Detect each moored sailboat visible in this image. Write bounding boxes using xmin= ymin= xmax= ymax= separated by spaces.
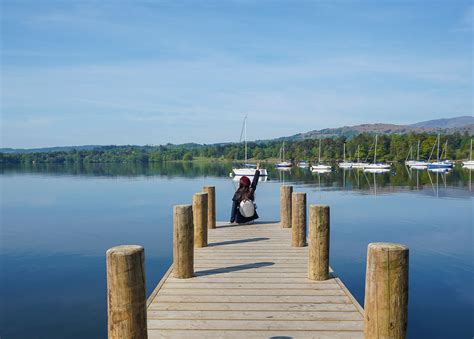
xmin=276 ymin=142 xmax=292 ymax=169
xmin=338 ymin=143 xmax=353 ymax=168
xmin=364 ymin=135 xmax=391 ymax=171
xmin=463 ymin=139 xmax=474 ymax=168
xmin=232 ymin=116 xmax=268 ymax=177
xmin=311 ymin=139 xmax=332 ymax=172
xmin=428 ymin=134 xmax=453 ymax=170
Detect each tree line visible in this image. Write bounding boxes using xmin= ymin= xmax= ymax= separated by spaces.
xmin=1 ymin=132 xmax=472 ymax=165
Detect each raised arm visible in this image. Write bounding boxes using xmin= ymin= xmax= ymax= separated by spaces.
xmin=250 ymin=162 xmax=261 ymax=191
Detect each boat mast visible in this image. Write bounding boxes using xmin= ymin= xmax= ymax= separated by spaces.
xmin=437 ymin=134 xmax=440 ymax=161
xmin=343 ymin=143 xmax=346 ymax=162
xmin=444 ymin=140 xmax=448 ymax=160
xmin=405 ymin=144 xmax=412 ymax=162
xmin=283 ymin=141 xmax=285 ymax=162
xmin=374 ymin=135 xmax=378 ymax=163
xmin=469 ymin=138 xmax=473 ymax=161
xmin=357 ymin=145 xmax=360 ymax=163
xmin=318 ymin=139 xmax=322 ymax=163
xmin=417 ymin=140 xmax=420 ymax=161
xmin=244 ymin=117 xmax=247 ymax=163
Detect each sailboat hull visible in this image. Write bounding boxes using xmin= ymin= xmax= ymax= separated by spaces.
xmin=232 ymin=168 xmax=268 ymax=176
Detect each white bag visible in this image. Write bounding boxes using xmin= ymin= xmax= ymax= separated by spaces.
xmin=239 ymin=199 xmax=256 ymax=217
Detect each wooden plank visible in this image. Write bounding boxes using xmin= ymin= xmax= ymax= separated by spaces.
xmin=162 ymin=282 xmax=340 ymax=289
xmin=158 ymin=289 xmax=346 ymax=296
xmin=148 ymin=310 xmax=363 ymax=321
xmin=166 ymin=277 xmax=330 ymax=283
xmin=148 ymin=302 xmax=358 ymax=312
xmin=148 ymin=330 xmax=363 ymax=338
xmin=153 ymin=295 xmax=351 ymax=303
xmin=147 ymin=319 xmax=364 ymax=331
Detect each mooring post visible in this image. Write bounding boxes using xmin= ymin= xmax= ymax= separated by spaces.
xmin=364 ymin=242 xmax=409 ymax=339
xmin=106 ymin=245 xmax=147 ymax=339
xmin=308 ymin=205 xmax=330 ymax=280
xmin=193 ymin=192 xmax=208 ymax=248
xmin=280 ymin=185 xmax=293 ymax=228
xmin=173 ymin=204 xmax=194 ymax=278
xmin=203 ymin=186 xmax=216 ymax=229
xmin=291 ymin=192 xmax=307 ymax=247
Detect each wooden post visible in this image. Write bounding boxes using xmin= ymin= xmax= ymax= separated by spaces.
xmin=364 ymin=242 xmax=409 ymax=339
xmin=280 ymin=185 xmax=293 ymax=228
xmin=291 ymin=192 xmax=307 ymax=247
xmin=173 ymin=204 xmax=194 ymax=278
xmin=308 ymin=205 xmax=330 ymax=280
xmin=203 ymin=186 xmax=216 ymax=229
xmin=193 ymin=192 xmax=208 ymax=248
xmin=106 ymin=245 xmax=147 ymax=339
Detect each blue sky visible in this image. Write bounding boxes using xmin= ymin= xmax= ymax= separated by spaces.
xmin=1 ymin=0 xmax=472 ymax=148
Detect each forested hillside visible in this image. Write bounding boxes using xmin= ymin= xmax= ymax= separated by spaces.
xmin=1 ymin=132 xmax=472 ymax=164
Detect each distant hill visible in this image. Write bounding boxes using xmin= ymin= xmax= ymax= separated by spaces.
xmin=278 ymin=116 xmax=474 ymax=141
xmin=1 ymin=116 xmax=472 ymax=153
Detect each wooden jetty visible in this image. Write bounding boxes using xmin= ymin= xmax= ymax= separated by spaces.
xmin=106 ymin=186 xmax=409 ymax=339
xmin=147 ymin=221 xmax=364 ymax=338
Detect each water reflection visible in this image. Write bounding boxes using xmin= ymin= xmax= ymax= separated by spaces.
xmin=2 ymin=162 xmax=472 ymax=197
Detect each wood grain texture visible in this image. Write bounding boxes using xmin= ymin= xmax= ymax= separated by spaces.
xmin=292 ymin=192 xmax=307 ymax=247
xmin=106 ymin=245 xmax=147 ymax=339
xmin=147 ymin=221 xmax=364 ymax=337
xmin=280 ymin=185 xmax=293 ymax=228
xmin=192 ymin=192 xmax=208 ymax=248
xmin=173 ymin=205 xmax=194 ymax=279
xmin=309 ymin=205 xmax=330 ymax=281
xmin=364 ymin=242 xmax=409 ymax=339
xmin=203 ymin=186 xmax=216 ymax=229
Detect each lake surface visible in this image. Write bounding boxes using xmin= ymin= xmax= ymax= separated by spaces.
xmin=1 ymin=162 xmax=473 ymax=338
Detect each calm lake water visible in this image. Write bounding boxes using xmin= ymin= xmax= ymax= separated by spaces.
xmin=1 ymin=162 xmax=473 ymax=338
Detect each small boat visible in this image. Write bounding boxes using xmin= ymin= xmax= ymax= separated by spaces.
xmin=427 ymin=135 xmax=453 ymax=169
xmin=338 ymin=143 xmax=353 ymax=168
xmin=310 ymin=139 xmax=331 ymax=172
xmin=407 ymin=140 xmax=428 ymax=168
xmin=462 ymin=139 xmax=474 ymax=167
xmin=364 ymin=135 xmax=391 ymax=170
xmin=351 ymin=145 xmax=369 ymax=168
xmin=276 ymin=142 xmax=293 ymax=169
xmin=232 ymin=116 xmax=268 ymax=177
xmin=297 ymin=161 xmax=309 ymax=168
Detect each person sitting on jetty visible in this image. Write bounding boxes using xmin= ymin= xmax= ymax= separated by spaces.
xmin=230 ymin=163 xmax=261 ymax=224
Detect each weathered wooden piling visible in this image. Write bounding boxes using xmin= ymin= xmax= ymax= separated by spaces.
xmin=308 ymin=205 xmax=330 ymax=280
xmin=280 ymin=185 xmax=293 ymax=228
xmin=193 ymin=192 xmax=208 ymax=248
xmin=291 ymin=192 xmax=307 ymax=247
xmin=203 ymin=186 xmax=216 ymax=229
xmin=173 ymin=204 xmax=194 ymax=278
xmin=106 ymin=245 xmax=147 ymax=339
xmin=364 ymin=242 xmax=409 ymax=339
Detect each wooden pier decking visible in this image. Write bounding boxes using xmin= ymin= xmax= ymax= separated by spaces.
xmin=146 ymin=221 xmax=364 ymax=338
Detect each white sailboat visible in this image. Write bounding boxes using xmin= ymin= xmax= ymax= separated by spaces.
xmin=351 ymin=145 xmax=369 ymax=168
xmin=311 ymin=139 xmax=332 ymax=172
xmin=408 ymin=140 xmax=428 ymax=169
xmin=428 ymin=134 xmax=453 ymax=170
xmin=232 ymin=116 xmax=268 ymax=177
xmin=463 ymin=139 xmax=474 ymax=168
xmin=297 ymin=160 xmax=309 ymax=168
xmin=276 ymin=142 xmax=292 ymax=169
xmin=338 ymin=143 xmax=353 ymax=168
xmin=364 ymin=135 xmax=391 ymax=171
